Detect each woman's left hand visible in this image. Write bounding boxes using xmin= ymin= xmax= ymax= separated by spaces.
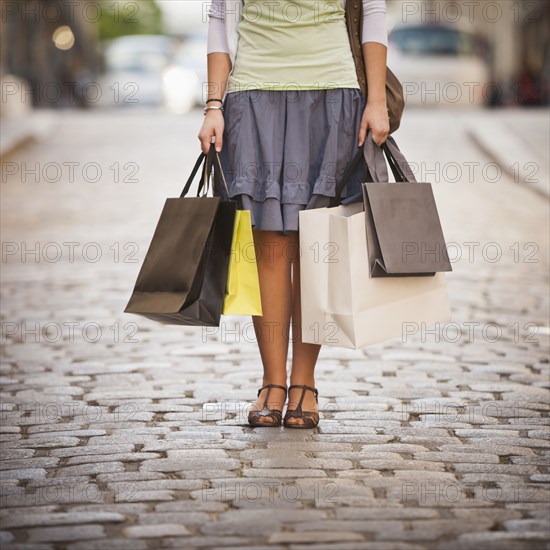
xmin=358 ymin=99 xmax=390 ymax=147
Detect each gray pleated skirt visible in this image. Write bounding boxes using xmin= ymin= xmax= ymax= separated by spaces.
xmin=218 ymin=88 xmax=367 ymax=235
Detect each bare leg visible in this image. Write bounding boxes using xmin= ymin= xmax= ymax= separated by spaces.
xmin=287 ymin=231 xmax=321 ymax=426
xmin=248 ymin=229 xmax=293 ymax=422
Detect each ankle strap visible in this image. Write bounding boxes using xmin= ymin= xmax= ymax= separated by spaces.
xmin=257 ymin=384 xmax=287 ymax=397
xmin=288 ymin=385 xmax=318 ymax=402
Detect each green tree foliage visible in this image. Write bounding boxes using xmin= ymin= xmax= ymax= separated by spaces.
xmin=98 ymin=0 xmax=163 ymax=40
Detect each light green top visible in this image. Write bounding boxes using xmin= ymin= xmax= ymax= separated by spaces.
xmin=226 ymin=0 xmax=360 ymax=92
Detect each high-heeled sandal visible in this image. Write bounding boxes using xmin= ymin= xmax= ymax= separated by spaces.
xmin=248 ymin=384 xmax=288 ymax=427
xmin=283 ymin=385 xmax=319 ymax=429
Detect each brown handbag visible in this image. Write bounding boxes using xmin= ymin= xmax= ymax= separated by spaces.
xmin=345 ymin=0 xmax=404 ymax=134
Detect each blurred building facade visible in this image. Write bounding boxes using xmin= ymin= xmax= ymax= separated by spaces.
xmin=387 ymin=0 xmax=549 ymax=104
xmin=1 ymin=0 xmax=100 ymax=108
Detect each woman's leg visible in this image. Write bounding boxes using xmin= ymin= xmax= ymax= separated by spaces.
xmin=248 ymin=229 xmax=293 ymax=421
xmin=287 ymin=231 xmax=321 ymax=426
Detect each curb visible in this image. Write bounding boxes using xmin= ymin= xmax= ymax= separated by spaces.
xmin=466 ymin=121 xmax=549 ymax=198
xmin=0 ymin=130 xmax=37 ymax=160
xmin=0 ymin=112 xmax=57 ymax=161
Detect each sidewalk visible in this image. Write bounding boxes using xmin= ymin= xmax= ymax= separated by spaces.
xmin=0 ymin=108 xmax=549 ymax=549
xmin=466 ymin=107 xmax=550 ymax=197
xmin=0 ymin=75 xmax=57 ymax=159
xmin=0 ymin=110 xmax=58 ymax=160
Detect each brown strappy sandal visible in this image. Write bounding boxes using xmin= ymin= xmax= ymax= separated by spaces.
xmin=248 ymin=384 xmax=288 ymax=427
xmin=283 ymin=385 xmax=319 ymax=429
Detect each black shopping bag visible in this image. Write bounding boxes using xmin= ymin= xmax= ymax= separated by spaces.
xmin=124 ymin=148 xmax=236 ymax=325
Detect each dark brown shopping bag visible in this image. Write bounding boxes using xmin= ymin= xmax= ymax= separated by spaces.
xmin=124 ymin=148 xmax=236 ymax=326
xmin=332 ymin=131 xmax=452 ymax=277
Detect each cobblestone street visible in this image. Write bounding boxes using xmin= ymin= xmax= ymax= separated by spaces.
xmin=1 ymin=107 xmax=549 ymax=549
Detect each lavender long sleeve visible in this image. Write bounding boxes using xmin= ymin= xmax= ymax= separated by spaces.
xmin=207 ymin=0 xmax=388 ymax=56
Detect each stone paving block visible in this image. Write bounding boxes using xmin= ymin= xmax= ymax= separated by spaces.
xmin=289 ymin=544 xmax=424 ymax=550
xmin=242 ymin=469 xmax=327 ymax=478
xmin=359 ymin=459 xmax=447 ymax=471
xmin=142 ymin=439 xmax=249 ymax=452
xmin=27 ymin=524 xmax=106 ymax=542
xmin=471 ymin=485 xmax=550 ymax=504
xmin=312 ymin=434 xmax=395 ymax=443
xmin=460 ymin=473 xmax=537 ymax=484
xmin=159 ymin=536 xmax=258 ymax=547
xmin=451 ymin=508 xmax=523 ymax=522
xmin=27 ymin=429 xmax=107 ymax=438
xmin=335 ymin=507 xmax=440 ymax=520
xmin=439 ymin=531 xmax=550 ymax=549
xmin=17 ymin=437 xmax=80 ymax=448
xmin=316 ymin=424 xmax=392 ymax=434
xmin=67 ymin=541 xmax=148 ymax=550
xmin=504 ymin=519 xmax=550 ymax=532
xmin=85 ymin=435 xmax=161 ymax=445
xmin=295 ymin=519 xmax=407 ymax=535
xmin=0 ymin=458 xmax=59 ymax=470
xmin=0 ymin=468 xmax=47 ymax=480
xmin=54 ymin=462 xmax=126 ymax=477
xmin=413 ymin=451 xmax=501 ymax=463
xmin=122 ymin=524 xmax=191 ymax=538
xmin=1 ymin=544 xmax=55 ymax=550
xmin=452 ymin=463 xmax=541 ymax=475
xmin=451 ymin=426 xmax=523 ymax=436
xmin=26 ymin=423 xmax=83 ymax=435
xmin=396 ymin=436 xmax=468 ymax=446
xmin=1 ymin=483 xmax=109 ymax=507
xmin=438 ymin=444 xmax=536 ymax=456
xmin=359 ymin=443 xmax=430 ymax=453
xmin=266 ymin=442 xmax=354 ymax=452
xmin=530 ymin=474 xmax=550 ymax=482
xmin=376 ymin=519 xmax=496 ymax=541
xmin=138 ymin=512 xmax=210 ymax=526
xmin=0 ymin=449 xmax=34 ymax=460
xmin=118 ymin=490 xmax=175 ymax=502
xmin=0 ymin=531 xmax=15 ymax=544
xmin=511 ymin=456 xmax=549 ymax=465
xmin=268 ymin=531 xmax=364 ymax=544
xmin=50 ymin=444 xmax=135 ymax=457
xmin=155 ymin=500 xmax=227 ymax=513
xmin=0 ymin=512 xmax=125 ymax=529
xmin=165 ymin=449 xmax=231 ymax=459
xmin=65 ymin=452 xmax=161 ymax=465
xmin=179 ymin=469 xmax=240 ymax=480
xmin=96 ymin=472 xmax=164 ymax=483
xmin=140 ymin=458 xmax=241 ymax=472
xmin=250 ymin=458 xmax=353 ymax=470
xmin=107 ymin=479 xmax=203 ymax=492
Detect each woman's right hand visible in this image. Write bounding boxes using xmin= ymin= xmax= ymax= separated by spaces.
xmin=198 ymin=110 xmax=225 ymax=155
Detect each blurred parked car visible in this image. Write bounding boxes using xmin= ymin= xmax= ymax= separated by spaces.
xmin=96 ymin=35 xmax=178 ymax=108
xmin=387 ymin=24 xmax=491 ymax=107
xmin=162 ymin=36 xmax=208 ymax=114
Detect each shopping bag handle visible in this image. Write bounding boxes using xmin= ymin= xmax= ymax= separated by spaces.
xmin=330 ymin=131 xmax=417 ymax=206
xmin=377 ymin=136 xmax=417 ymax=183
xmin=180 ymin=146 xmax=229 ymax=200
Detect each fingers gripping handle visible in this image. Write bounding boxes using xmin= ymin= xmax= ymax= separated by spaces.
xmin=180 ymin=147 xmax=230 ymax=200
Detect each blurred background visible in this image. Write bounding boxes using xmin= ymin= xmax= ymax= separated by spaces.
xmin=1 ymin=0 xmax=548 ymax=116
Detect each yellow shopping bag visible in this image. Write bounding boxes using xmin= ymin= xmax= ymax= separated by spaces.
xmin=222 ymin=210 xmax=263 ymax=316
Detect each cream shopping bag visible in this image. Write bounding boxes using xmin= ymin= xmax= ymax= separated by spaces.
xmin=299 ymin=202 xmax=452 ymax=349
